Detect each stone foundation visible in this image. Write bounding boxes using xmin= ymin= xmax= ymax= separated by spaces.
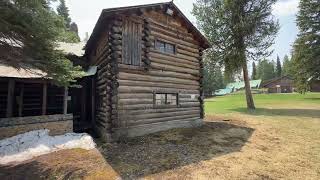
xmin=0 ymin=114 xmax=73 ymax=139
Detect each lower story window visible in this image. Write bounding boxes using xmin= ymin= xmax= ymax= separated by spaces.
xmin=155 ymin=93 xmax=178 ymax=106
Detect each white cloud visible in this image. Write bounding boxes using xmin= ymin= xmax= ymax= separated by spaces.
xmin=272 ymin=0 xmax=299 ymax=16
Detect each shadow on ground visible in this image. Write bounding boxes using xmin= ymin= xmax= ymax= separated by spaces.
xmin=98 ymin=121 xmax=254 ymax=179
xmin=304 ymin=97 xmax=320 ymax=101
xmin=0 ymin=149 xmax=116 ymax=180
xmin=232 ymin=108 xmax=320 ymax=118
xmin=0 ymin=121 xmax=254 ymax=179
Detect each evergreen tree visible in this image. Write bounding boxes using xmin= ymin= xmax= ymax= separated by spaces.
xmin=57 ymin=0 xmax=71 ymax=28
xmin=292 ymin=0 xmax=320 ymax=92
xmin=282 ymin=54 xmax=292 ymax=76
xmin=0 ymin=0 xmax=84 ymax=85
xmin=251 ymin=62 xmax=257 ymax=80
xmin=223 ymin=70 xmax=235 ymax=85
xmin=203 ymin=57 xmax=224 ymax=96
xmin=256 ymin=59 xmax=276 ymax=81
xmin=193 ymin=0 xmax=279 ymax=109
xmin=56 ymin=0 xmax=80 ymax=42
xmin=276 ymin=55 xmax=282 ymax=77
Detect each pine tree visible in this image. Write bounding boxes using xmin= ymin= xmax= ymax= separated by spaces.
xmin=0 ymin=0 xmax=84 ymax=85
xmin=251 ymin=62 xmax=257 ymax=80
xmin=203 ymin=57 xmax=224 ymax=96
xmin=193 ymin=0 xmax=279 ymax=109
xmin=56 ymin=1 xmax=80 ymax=43
xmin=256 ymin=59 xmax=276 ymax=81
xmin=292 ymin=0 xmax=320 ymax=92
xmin=276 ymin=55 xmax=282 ymax=77
xmin=282 ymin=55 xmax=292 ymax=76
xmin=57 ymin=0 xmax=71 ymax=28
xmin=70 ymin=22 xmax=80 ymax=41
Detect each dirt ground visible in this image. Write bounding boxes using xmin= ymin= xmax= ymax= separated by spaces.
xmin=1 ymin=111 xmax=319 ymax=179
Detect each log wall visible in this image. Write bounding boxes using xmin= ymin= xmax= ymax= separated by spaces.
xmin=115 ymin=10 xmax=204 ymax=138
xmin=88 ymin=9 xmax=205 ymax=140
xmin=89 ymin=18 xmax=122 ymax=141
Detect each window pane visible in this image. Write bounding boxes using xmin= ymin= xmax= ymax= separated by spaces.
xmin=165 ymin=43 xmax=175 ymax=54
xmin=156 ymin=41 xmax=165 ymax=53
xmin=155 ymin=94 xmax=166 ymax=105
xmin=166 ymin=94 xmax=177 ymax=105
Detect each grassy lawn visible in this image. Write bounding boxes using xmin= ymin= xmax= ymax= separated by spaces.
xmin=1 ymin=93 xmax=319 ymax=179
xmin=206 ymin=92 xmax=320 ymax=114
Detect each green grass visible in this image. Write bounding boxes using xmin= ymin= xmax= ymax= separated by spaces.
xmin=205 ymin=92 xmax=320 ymax=114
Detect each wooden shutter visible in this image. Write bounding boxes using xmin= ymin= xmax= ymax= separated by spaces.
xmin=122 ymin=18 xmax=142 ymax=66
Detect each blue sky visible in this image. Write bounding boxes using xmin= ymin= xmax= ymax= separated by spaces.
xmin=61 ymin=0 xmax=299 ymax=62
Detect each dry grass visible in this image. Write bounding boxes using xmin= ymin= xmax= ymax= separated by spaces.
xmin=0 ymin=93 xmax=320 ymax=179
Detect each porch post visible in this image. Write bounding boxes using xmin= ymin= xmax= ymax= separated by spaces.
xmin=6 ymin=79 xmax=15 ymax=118
xmin=18 ymin=83 xmax=24 ymax=117
xmin=42 ymin=82 xmax=47 ymax=115
xmin=63 ymin=86 xmax=68 ymax=115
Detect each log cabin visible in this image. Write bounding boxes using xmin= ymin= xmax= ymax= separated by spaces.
xmin=84 ymin=2 xmax=210 ymax=141
xmin=0 ymin=2 xmax=209 ymax=141
xmin=261 ymin=76 xmax=294 ymax=93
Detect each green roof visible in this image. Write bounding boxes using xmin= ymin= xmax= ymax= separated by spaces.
xmin=226 ymin=79 xmax=262 ymax=90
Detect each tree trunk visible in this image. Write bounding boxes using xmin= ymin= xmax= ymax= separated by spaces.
xmin=242 ymin=61 xmax=255 ymax=110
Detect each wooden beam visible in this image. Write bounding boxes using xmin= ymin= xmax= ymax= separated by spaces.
xmin=63 ymin=87 xmax=68 ymax=115
xmin=6 ymin=79 xmax=15 ymax=118
xmin=42 ymin=82 xmax=47 ymax=115
xmin=18 ymin=84 xmax=24 ymax=117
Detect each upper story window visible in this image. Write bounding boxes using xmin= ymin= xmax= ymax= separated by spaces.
xmin=122 ymin=19 xmax=142 ymax=66
xmin=155 ymin=40 xmax=176 ymax=54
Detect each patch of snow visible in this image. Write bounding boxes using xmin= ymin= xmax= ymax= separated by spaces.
xmin=0 ymin=129 xmax=96 ymax=165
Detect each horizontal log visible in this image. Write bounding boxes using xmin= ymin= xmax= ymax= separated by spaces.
xmin=119 ymin=98 xmax=153 ymax=105
xmin=118 ymin=79 xmax=199 ymax=90
xmin=146 ymin=17 xmax=193 ymax=38
xmin=118 ymin=72 xmax=199 ymax=86
xmin=126 ymin=114 xmax=200 ymax=126
xmin=118 ymin=93 xmax=153 ymax=99
xmin=177 ymin=48 xmax=200 ymax=59
xmin=179 ymin=98 xmax=199 ymax=102
xmin=149 ymin=56 xmax=199 ymax=70
xmin=151 ymin=30 xmax=198 ymax=49
xmin=118 ymin=102 xmax=200 ymax=110
xmin=149 ymin=51 xmax=199 ymax=65
xmin=150 ymin=62 xmax=199 ymax=75
xmin=120 ymin=109 xmax=200 ymax=122
xmin=118 ymin=68 xmax=199 ymax=81
xmin=149 ymin=23 xmax=197 ymax=45
xmin=118 ymin=107 xmax=200 ymax=115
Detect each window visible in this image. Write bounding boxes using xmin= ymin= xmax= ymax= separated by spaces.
xmin=122 ymin=19 xmax=142 ymax=66
xmin=155 ymin=93 xmax=178 ymax=106
xmin=155 ymin=40 xmax=176 ymax=54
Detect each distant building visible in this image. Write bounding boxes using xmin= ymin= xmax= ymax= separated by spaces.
xmin=309 ymin=79 xmax=320 ymax=92
xmin=261 ymin=76 xmax=294 ymax=93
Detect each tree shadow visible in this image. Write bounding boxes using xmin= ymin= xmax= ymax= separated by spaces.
xmin=232 ymin=108 xmax=320 ymax=118
xmin=304 ymin=97 xmax=320 ymax=101
xmin=98 ymin=121 xmax=254 ymax=179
